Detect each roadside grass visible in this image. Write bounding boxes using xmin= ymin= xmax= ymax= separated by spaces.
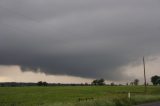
xmin=43 ymin=95 xmax=160 ymax=106
xmin=131 ymin=94 xmax=160 ymax=105
xmin=0 ymin=86 xmax=160 ymax=106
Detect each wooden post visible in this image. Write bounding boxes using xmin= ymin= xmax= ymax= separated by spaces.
xmin=128 ymin=92 xmax=131 ymax=99
xmin=143 ymin=56 xmax=147 ymax=93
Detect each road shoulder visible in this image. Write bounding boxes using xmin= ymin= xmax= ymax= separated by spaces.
xmin=135 ymin=101 xmax=160 ymax=106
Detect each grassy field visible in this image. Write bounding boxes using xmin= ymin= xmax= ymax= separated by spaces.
xmin=0 ymin=86 xmax=160 ymax=106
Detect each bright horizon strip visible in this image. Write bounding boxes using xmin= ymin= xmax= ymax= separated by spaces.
xmin=0 ymin=56 xmax=160 ymax=84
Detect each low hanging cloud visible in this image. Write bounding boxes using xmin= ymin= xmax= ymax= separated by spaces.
xmin=0 ymin=0 xmax=160 ymax=80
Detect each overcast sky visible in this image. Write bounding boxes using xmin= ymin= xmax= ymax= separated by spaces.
xmin=0 ymin=0 xmax=160 ymax=83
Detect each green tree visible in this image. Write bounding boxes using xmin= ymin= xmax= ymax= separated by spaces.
xmin=37 ymin=81 xmax=43 ymax=86
xmin=134 ymin=79 xmax=139 ymax=86
xmin=43 ymin=82 xmax=48 ymax=86
xmin=37 ymin=81 xmax=48 ymax=86
xmin=98 ymin=78 xmax=105 ymax=85
xmin=91 ymin=80 xmax=98 ymax=85
xmin=91 ymin=78 xmax=105 ymax=85
xmin=151 ymin=75 xmax=160 ymax=85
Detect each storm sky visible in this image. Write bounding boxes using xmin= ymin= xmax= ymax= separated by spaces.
xmin=0 ymin=0 xmax=160 ymax=83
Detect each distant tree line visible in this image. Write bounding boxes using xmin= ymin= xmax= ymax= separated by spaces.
xmin=0 ymin=82 xmax=37 ymax=87
xmin=1 ymin=75 xmax=160 ymax=87
xmin=0 ymin=82 xmax=91 ymax=87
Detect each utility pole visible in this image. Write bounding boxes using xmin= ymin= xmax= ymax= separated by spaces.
xmin=143 ymin=56 xmax=147 ymax=93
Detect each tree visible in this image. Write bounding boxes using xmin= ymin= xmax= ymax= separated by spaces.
xmin=134 ymin=79 xmax=139 ymax=86
xmin=110 ymin=82 xmax=115 ymax=86
xmin=37 ymin=81 xmax=43 ymax=86
xmin=98 ymin=78 xmax=105 ymax=85
xmin=37 ymin=81 xmax=48 ymax=86
xmin=43 ymin=81 xmax=48 ymax=86
xmin=91 ymin=78 xmax=105 ymax=85
xmin=91 ymin=80 xmax=98 ymax=85
xmin=151 ymin=75 xmax=160 ymax=85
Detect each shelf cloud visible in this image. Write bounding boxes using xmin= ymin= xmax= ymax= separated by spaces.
xmin=0 ymin=0 xmax=160 ymax=80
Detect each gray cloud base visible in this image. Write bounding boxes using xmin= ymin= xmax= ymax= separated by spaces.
xmin=0 ymin=0 xmax=160 ymax=80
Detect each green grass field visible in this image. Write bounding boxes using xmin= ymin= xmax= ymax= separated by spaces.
xmin=0 ymin=86 xmax=160 ymax=106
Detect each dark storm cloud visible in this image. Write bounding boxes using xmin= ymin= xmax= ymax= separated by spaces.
xmin=0 ymin=0 xmax=160 ymax=80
